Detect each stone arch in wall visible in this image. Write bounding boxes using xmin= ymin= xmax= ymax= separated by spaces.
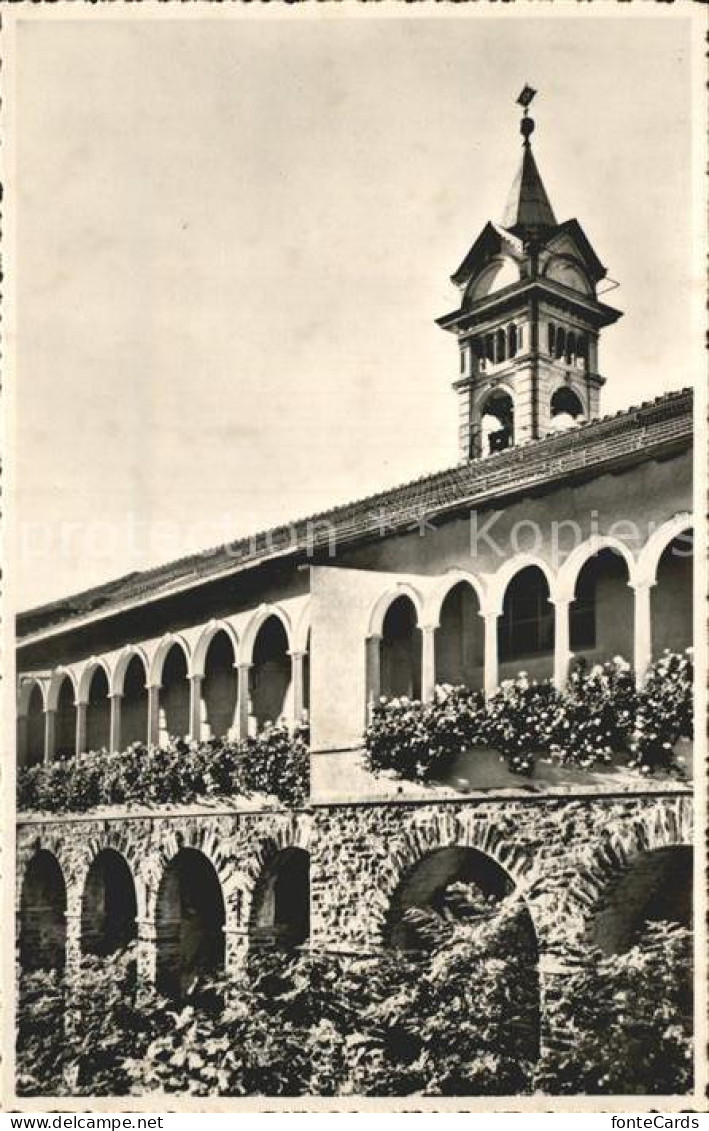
xmin=587 ymin=844 xmax=692 ymax=956
xmin=249 ymin=846 xmax=310 ymax=950
xmin=20 ymin=850 xmax=67 ymax=972
xmin=550 ymin=385 xmax=585 ymax=431
xmin=81 ymin=848 xmax=138 ymax=957
xmin=478 ymin=387 xmax=515 ymax=455
xmin=380 ymin=594 xmax=422 ymax=700
xmin=121 ymin=653 xmax=149 ymax=748
xmin=202 ymin=629 xmax=238 ymax=740
xmin=651 ymin=527 xmax=693 ymax=658
xmin=434 ymin=579 xmax=484 ymax=690
xmin=250 ymin=614 xmax=292 ymax=733
xmin=155 ymin=847 xmax=226 ymax=998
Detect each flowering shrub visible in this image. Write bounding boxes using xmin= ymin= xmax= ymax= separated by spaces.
xmin=17 ymin=724 xmax=309 ymax=814
xmin=366 ymin=651 xmax=693 ymax=781
xmin=630 ymin=649 xmax=694 ymax=774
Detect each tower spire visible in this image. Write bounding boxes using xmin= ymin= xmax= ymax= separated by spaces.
xmin=502 ymin=86 xmax=557 ymax=238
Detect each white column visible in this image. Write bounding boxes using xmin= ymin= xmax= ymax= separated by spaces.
xmin=44 ymin=709 xmax=57 ymax=764
xmin=421 ymin=625 xmax=437 ymax=703
xmin=633 ymin=581 xmax=654 ymax=687
xmin=290 ymin=651 xmax=306 ymax=727
xmin=236 ymin=662 xmax=252 ymax=741
xmin=75 ymin=702 xmax=88 ymax=756
xmin=147 ymin=684 xmax=161 ymax=747
xmin=552 ymin=599 xmax=572 ymax=691
xmin=365 ymin=635 xmax=382 ymax=721
xmin=109 ymin=693 xmax=122 ymax=753
xmin=482 ymin=611 xmax=499 ymax=698
xmin=189 ymin=674 xmax=204 ymax=742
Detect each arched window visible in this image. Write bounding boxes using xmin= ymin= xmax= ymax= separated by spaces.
xmin=576 ymin=335 xmax=588 ymax=368
xmin=565 ymin=331 xmax=575 ymax=366
xmin=485 ymin=334 xmax=495 ymax=363
xmin=24 ymin=684 xmax=45 ymax=768
xmin=380 ymin=596 xmax=421 ymax=700
xmin=550 ymin=386 xmax=585 ymax=432
xmin=499 ymin=566 xmax=554 ymax=661
xmin=547 ymin=322 xmax=556 ymax=355
xmin=495 ymin=328 xmax=506 ymax=364
xmin=507 ymin=323 xmax=518 ymax=359
xmin=480 ymin=389 xmax=514 ymax=455
xmin=652 ymin=531 xmax=693 ymax=657
xmin=555 ymin=327 xmax=566 ymax=360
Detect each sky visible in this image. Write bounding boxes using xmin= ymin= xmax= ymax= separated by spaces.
xmin=13 ymin=10 xmax=697 ymax=610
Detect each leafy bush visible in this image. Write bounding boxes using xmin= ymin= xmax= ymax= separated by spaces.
xmin=17 ymin=724 xmax=309 ymax=814
xmin=534 ymin=923 xmax=693 ymax=1095
xmin=366 ymin=651 xmax=693 ymax=781
xmin=630 ymin=649 xmax=694 ymax=774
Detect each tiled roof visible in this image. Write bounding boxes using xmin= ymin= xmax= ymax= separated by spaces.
xmin=17 ymin=388 xmax=693 ymax=641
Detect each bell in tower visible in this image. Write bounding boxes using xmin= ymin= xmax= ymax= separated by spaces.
xmin=437 ymin=88 xmax=623 ymax=463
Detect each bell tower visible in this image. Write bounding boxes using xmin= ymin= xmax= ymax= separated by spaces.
xmin=437 ymin=87 xmax=623 ymax=463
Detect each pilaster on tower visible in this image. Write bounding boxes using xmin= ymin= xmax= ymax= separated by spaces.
xmin=437 ymin=89 xmax=623 ymax=464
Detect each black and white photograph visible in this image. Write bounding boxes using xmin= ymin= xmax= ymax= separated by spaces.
xmin=3 ymin=3 xmax=706 ymax=1115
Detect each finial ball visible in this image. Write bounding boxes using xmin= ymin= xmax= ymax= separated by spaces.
xmin=520 ymin=116 xmax=535 ymax=140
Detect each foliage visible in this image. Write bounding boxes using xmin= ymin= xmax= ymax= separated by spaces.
xmin=534 ymin=923 xmax=693 ymax=1095
xmin=365 ymin=650 xmax=693 ymax=781
xmin=17 ymin=901 xmax=692 ymax=1098
xmin=17 ymin=723 xmax=309 ymax=814
xmin=630 ymin=649 xmax=694 ymax=774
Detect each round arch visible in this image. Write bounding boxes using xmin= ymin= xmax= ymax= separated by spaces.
xmin=46 ymin=668 xmax=78 ymax=713
xmin=487 ymin=554 xmax=559 ymax=618
xmin=148 ymin=634 xmax=192 ymax=687
xmin=77 ymin=657 xmax=112 ymax=705
xmin=424 ymin=570 xmax=487 ymax=628
xmin=110 ymin=646 xmax=150 ymax=697
xmin=81 ymin=848 xmax=138 ymax=957
xmin=367 ymin=583 xmax=424 ymax=639
xmin=191 ymin=620 xmax=240 ymax=678
xmin=20 ymin=850 xmax=67 ymax=972
xmin=18 ymin=677 xmax=47 ymax=717
xmin=557 ymin=536 xmax=638 ymax=603
xmin=292 ymin=602 xmax=312 ymax=655
xmin=155 ymin=847 xmax=226 ymax=998
xmin=249 ymin=846 xmax=310 ymax=950
xmin=241 ymin=605 xmax=292 ymax=667
xmin=637 ymin=513 xmax=694 ymax=588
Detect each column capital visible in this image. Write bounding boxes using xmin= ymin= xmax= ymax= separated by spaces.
xmin=366 ymin=632 xmax=382 ymax=643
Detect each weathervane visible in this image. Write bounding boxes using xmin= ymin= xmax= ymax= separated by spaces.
xmin=516 ymin=85 xmax=537 ymax=144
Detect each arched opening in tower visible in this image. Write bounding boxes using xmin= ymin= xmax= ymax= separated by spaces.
xmin=202 ymin=630 xmax=238 ymax=740
xmin=23 ymin=684 xmax=45 ymax=768
xmin=86 ymin=666 xmax=110 ymax=753
xmin=20 ymin=850 xmax=67 ymax=973
xmin=250 ymin=847 xmax=310 ymax=950
xmin=81 ymin=849 xmax=138 ymax=957
xmin=479 ymin=389 xmax=514 ymax=456
xmin=380 ymin=595 xmax=422 ymax=700
xmin=550 ymin=386 xmax=585 ymax=432
xmin=159 ymin=644 xmax=190 ymax=744
xmin=652 ymin=531 xmax=693 ymax=657
xmin=122 ymin=654 xmax=149 ymax=748
xmin=155 ymin=848 xmax=226 ymax=999
xmin=55 ymin=677 xmax=77 ymax=760
xmin=570 ymin=549 xmax=632 ymax=667
xmin=498 ymin=565 xmax=554 ymax=680
xmin=250 ymin=616 xmax=292 ymax=733
xmin=434 ymin=581 xmax=484 ymax=689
